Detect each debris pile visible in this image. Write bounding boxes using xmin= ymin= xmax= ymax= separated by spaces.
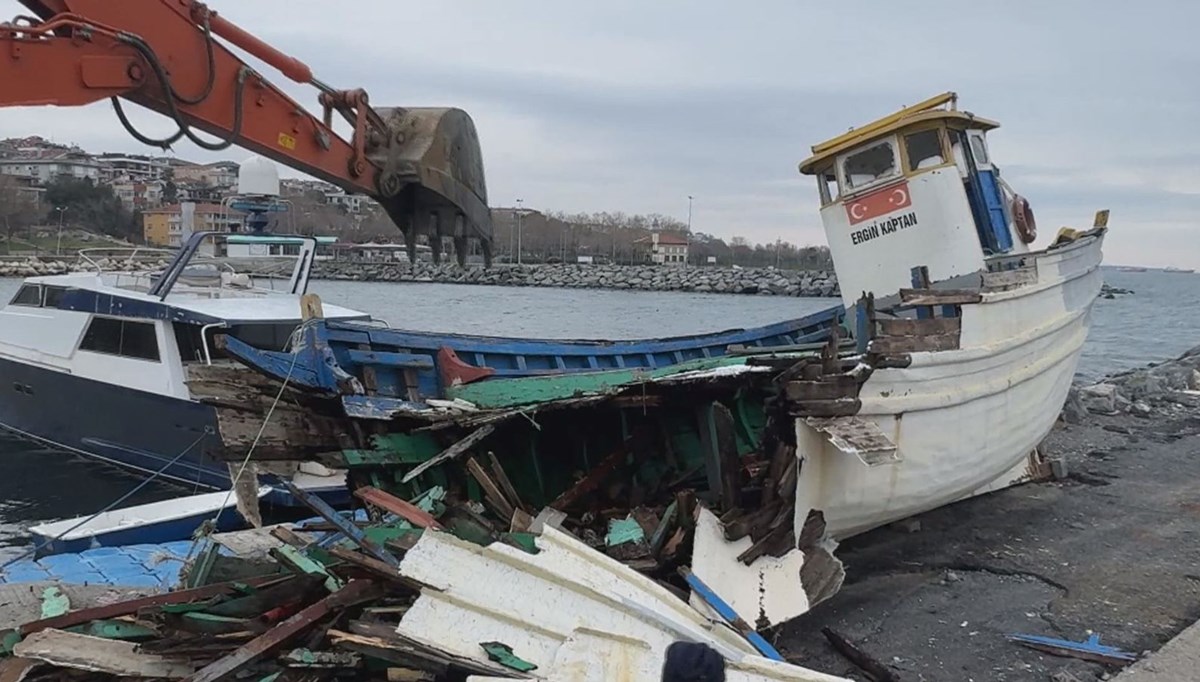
xmin=0 ymin=481 xmax=849 ymax=681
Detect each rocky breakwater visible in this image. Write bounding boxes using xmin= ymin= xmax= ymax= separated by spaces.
xmin=1062 ymin=345 xmax=1200 ymax=424
xmin=0 ymin=258 xmax=75 ymax=277
xmin=313 ymin=261 xmax=841 ymax=297
xmin=0 ymin=257 xmax=172 ymax=278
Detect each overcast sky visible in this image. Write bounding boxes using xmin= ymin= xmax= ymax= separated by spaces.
xmin=3 ymin=1 xmax=1196 ymax=266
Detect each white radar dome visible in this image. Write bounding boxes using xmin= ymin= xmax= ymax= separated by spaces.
xmin=237 ymin=155 xmax=280 ymax=197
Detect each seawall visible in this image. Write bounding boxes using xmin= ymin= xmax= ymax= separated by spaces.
xmin=311 ymin=261 xmax=842 ymax=297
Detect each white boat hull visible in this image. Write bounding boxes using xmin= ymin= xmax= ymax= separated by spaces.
xmin=695 ymin=233 xmax=1105 ymax=629
xmin=801 ymin=233 xmax=1105 ymax=539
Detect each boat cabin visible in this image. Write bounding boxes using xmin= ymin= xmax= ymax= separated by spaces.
xmin=799 ymin=92 xmax=1034 ymax=310
xmin=0 ymin=232 xmax=370 ymax=403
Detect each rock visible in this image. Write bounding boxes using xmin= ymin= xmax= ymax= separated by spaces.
xmin=1050 ymin=672 xmax=1084 ymax=682
xmin=1079 ymin=383 xmax=1119 ymax=415
xmin=1060 ymin=387 xmax=1089 ymax=425
xmin=891 ymin=518 xmax=921 ymax=533
xmin=1191 ymin=370 xmax=1200 ymax=391
xmin=943 ymin=570 xmax=962 ymax=583
xmin=1131 ymin=401 xmax=1153 ymax=417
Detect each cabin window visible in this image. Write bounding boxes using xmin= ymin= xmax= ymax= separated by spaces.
xmin=817 ymin=169 xmax=839 ymax=205
xmin=42 ymin=286 xmax=66 ymax=308
xmin=969 ymin=133 xmax=990 ymax=165
xmin=840 ymin=139 xmax=899 ymax=192
xmin=9 ymin=285 xmax=41 ymax=307
xmin=905 ymin=129 xmax=946 ymax=171
xmin=80 ymin=317 xmax=161 ymax=362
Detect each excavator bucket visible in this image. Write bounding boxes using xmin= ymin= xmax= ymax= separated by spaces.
xmin=366 ymin=107 xmax=493 ymax=266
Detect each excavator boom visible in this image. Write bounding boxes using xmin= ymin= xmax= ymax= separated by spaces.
xmin=2 ymin=0 xmax=492 ymax=265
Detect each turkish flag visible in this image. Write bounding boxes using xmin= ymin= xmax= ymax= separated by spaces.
xmin=845 ymin=182 xmax=912 ymax=225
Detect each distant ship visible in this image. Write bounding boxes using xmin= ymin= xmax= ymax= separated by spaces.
xmin=1117 ymin=266 xmax=1147 ymax=272
xmin=1163 ymin=266 xmax=1195 ymax=274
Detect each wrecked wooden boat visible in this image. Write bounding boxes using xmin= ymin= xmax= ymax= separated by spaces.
xmin=0 ymin=231 xmax=841 ymax=502
xmin=189 ymin=92 xmax=1106 ymax=632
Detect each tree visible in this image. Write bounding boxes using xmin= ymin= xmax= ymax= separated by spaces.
xmin=162 ymin=167 xmax=178 ymax=204
xmin=0 ymin=176 xmax=39 ymax=253
xmin=42 ymin=176 xmax=138 ymax=239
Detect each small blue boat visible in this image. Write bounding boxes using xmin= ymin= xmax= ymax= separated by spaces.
xmin=28 ymin=489 xmax=266 ymax=556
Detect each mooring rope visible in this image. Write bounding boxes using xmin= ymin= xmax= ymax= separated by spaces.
xmin=0 ymin=431 xmax=210 ymax=571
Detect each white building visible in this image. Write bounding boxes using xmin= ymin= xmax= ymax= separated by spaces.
xmin=636 ymin=232 xmax=690 ymax=265
xmin=97 ymin=153 xmax=169 ymax=183
xmin=0 ymin=150 xmax=101 ymax=186
xmin=324 ymin=190 xmax=365 ymax=213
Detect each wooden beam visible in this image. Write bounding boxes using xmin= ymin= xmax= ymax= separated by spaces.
xmin=870 ymin=333 xmax=960 ymax=354
xmin=875 ymin=317 xmax=961 ymax=336
xmin=184 ymin=580 xmax=385 ymax=682
xmin=401 ymin=424 xmax=496 ymax=484
xmin=897 ymin=288 xmax=982 ymax=306
xmin=465 ymin=457 xmax=517 ymax=522
xmin=354 ymin=486 xmax=445 ymax=531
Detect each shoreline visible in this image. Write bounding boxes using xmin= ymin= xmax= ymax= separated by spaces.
xmin=779 ymin=344 xmax=1200 ymax=679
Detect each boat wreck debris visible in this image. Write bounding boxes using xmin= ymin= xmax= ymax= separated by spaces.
xmin=0 ymin=499 xmax=852 ymax=681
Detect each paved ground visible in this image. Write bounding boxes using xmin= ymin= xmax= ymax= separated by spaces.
xmin=776 ymin=396 xmax=1200 ymax=681
xmin=1114 ymin=618 xmax=1200 ymax=681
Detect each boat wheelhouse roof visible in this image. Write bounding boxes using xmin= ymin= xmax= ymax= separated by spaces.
xmin=798 ymin=92 xmax=1000 ymax=175
xmin=18 ymin=272 xmax=370 ymax=325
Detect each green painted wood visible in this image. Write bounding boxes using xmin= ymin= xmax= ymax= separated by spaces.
xmin=341 ymin=432 xmax=442 ymax=467
xmin=69 ymin=619 xmax=158 ymax=640
xmin=445 ymin=355 xmax=756 ymax=409
xmin=39 ymin=587 xmax=69 ymax=619
xmin=269 ymin=545 xmax=342 ymax=593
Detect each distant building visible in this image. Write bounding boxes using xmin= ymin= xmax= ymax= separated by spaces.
xmin=635 ymin=232 xmax=690 ymax=265
xmin=97 ymin=153 xmax=169 ymax=183
xmin=0 ymin=148 xmax=101 ymax=187
xmin=173 ymin=161 xmax=239 ymax=188
xmin=324 ymin=190 xmax=364 ymax=213
xmin=176 ymin=183 xmax=226 ymax=203
xmin=111 ymin=180 xmax=165 ymax=210
xmin=142 ymin=202 xmax=245 ymax=247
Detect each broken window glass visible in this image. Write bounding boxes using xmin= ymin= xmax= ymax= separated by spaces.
xmin=905 ymin=129 xmax=945 ymax=171
xmin=841 ymin=140 xmax=898 ymax=191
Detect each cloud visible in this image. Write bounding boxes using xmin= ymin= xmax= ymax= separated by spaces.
xmin=2 ymin=0 xmax=1198 ymax=265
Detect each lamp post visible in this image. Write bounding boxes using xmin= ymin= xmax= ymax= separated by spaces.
xmin=54 ymin=206 xmax=68 ymax=255
xmin=686 ymin=195 xmax=693 ymax=267
xmin=515 ymin=198 xmax=524 ymax=265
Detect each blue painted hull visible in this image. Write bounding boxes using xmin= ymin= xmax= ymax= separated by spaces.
xmin=223 ymin=305 xmax=846 ymax=403
xmin=31 ymin=506 xmax=247 ymax=556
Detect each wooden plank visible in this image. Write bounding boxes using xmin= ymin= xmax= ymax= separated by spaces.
xmin=487 ymin=453 xmax=527 ymax=514
xmin=875 ymin=317 xmax=961 ymax=336
xmin=465 ymin=457 xmax=516 ymax=522
xmin=788 ymin=398 xmax=862 ymax=418
xmin=981 ymin=267 xmax=1037 ymax=290
xmin=401 ymin=424 xmax=496 ymax=484
xmin=784 ymin=378 xmax=859 ymax=401
xmin=548 ymin=446 xmax=627 ymax=511
xmin=346 ymin=349 xmax=435 ymax=370
xmin=870 ymin=332 xmax=960 ymax=354
xmin=14 ymin=629 xmax=193 ymax=677
xmin=282 ymin=480 xmax=402 ymax=569
xmin=897 ymin=288 xmax=982 ymax=306
xmin=324 ymin=547 xmax=427 ymax=592
xmin=822 ymin=627 xmax=899 ymax=682
xmin=0 ymin=658 xmax=39 ymax=682
xmin=184 ymin=580 xmax=385 ymax=682
xmin=11 ymin=575 xmax=283 ymax=638
xmin=354 ymin=487 xmax=445 ymax=531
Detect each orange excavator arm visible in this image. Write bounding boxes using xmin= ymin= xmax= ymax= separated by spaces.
xmin=2 ymin=0 xmax=492 ymax=265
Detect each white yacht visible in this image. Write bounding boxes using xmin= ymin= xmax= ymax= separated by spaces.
xmin=0 ymin=234 xmax=369 ymax=496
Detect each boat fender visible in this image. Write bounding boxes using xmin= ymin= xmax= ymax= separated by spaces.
xmin=1012 ymin=195 xmax=1037 ymax=244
